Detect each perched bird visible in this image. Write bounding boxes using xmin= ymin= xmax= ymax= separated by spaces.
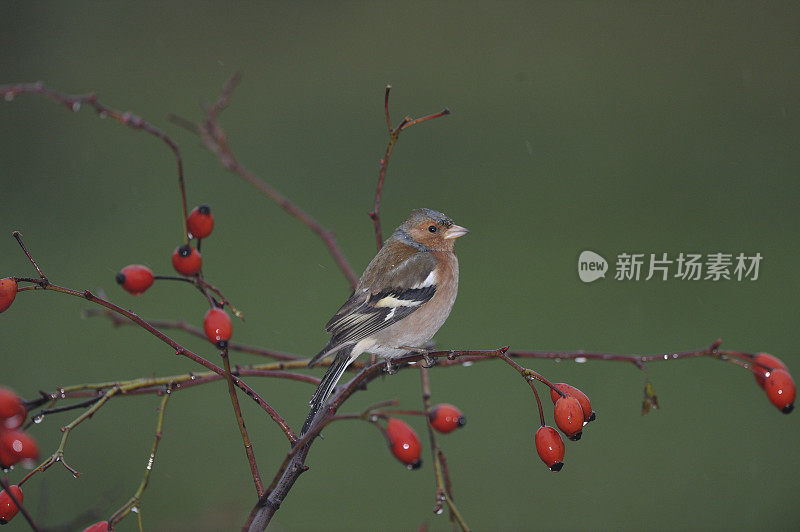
xmin=303 ymin=208 xmax=468 ymax=434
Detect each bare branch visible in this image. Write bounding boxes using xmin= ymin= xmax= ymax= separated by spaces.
xmin=1 ymin=83 xmax=190 ymax=242
xmin=171 ymin=74 xmax=359 ymax=288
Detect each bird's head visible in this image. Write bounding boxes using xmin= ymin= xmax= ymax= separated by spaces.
xmin=400 ymin=208 xmax=469 ymax=251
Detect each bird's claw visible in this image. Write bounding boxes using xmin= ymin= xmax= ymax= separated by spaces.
xmin=421 ymin=353 xmax=436 ymax=368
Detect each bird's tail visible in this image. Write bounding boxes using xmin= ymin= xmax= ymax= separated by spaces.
xmin=301 ymin=345 xmax=355 ymax=435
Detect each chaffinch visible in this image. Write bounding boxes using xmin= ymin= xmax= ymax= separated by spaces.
xmin=304 ymin=208 xmax=468 ymax=432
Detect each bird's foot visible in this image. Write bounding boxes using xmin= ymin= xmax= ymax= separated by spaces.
xmin=420 ymin=353 xmax=437 ymax=368
xmin=399 ymin=345 xmax=437 ymax=368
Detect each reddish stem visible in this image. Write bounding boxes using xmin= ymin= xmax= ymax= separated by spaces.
xmin=171 ymin=74 xmax=359 ymax=289
xmin=84 ymin=309 xmax=300 ymax=360
xmin=370 ymin=87 xmax=451 ymax=251
xmin=220 ymin=347 xmax=264 ymax=497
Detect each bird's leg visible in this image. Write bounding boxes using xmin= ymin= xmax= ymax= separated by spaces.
xmin=420 ymin=353 xmax=436 ymax=368
xmin=384 ymin=359 xmax=398 ymax=375
xmin=399 ymin=345 xmax=437 ymax=368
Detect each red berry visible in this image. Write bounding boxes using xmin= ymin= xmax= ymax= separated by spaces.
xmin=554 ymin=396 xmax=584 ymax=441
xmin=550 ymin=383 xmax=595 ymax=422
xmin=764 ymin=368 xmax=795 ymax=414
xmin=534 ymin=425 xmax=565 ymax=471
xmin=203 ymin=308 xmax=232 ymax=347
xmin=115 ymin=265 xmax=154 ymax=295
xmin=0 ymin=278 xmax=17 ymax=313
xmin=0 ymin=485 xmax=23 ymax=525
xmin=0 ymin=389 xmax=26 ymax=430
xmin=386 ymin=418 xmax=422 ymax=469
xmin=82 ymin=521 xmax=109 ymax=532
xmin=0 ymin=430 xmax=39 ymax=468
xmin=752 ymin=353 xmax=787 ymax=390
xmin=429 ymin=403 xmax=466 ymax=433
xmin=171 ymin=245 xmax=202 ymax=276
xmin=187 ymin=204 xmax=214 ymax=239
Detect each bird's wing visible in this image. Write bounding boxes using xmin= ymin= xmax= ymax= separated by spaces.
xmin=308 ymin=251 xmax=438 ymax=366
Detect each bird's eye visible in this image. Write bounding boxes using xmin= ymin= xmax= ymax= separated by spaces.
xmin=428 ymin=225 xmax=438 ymax=233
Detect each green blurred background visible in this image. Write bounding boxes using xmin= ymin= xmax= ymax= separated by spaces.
xmin=1 ymin=2 xmax=798 ymax=530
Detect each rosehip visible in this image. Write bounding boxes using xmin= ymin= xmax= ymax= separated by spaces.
xmin=751 ymin=353 xmax=787 ymax=390
xmin=386 ymin=418 xmax=421 ymax=469
xmin=115 ymin=265 xmax=154 ymax=296
xmin=187 ymin=204 xmax=214 ymax=239
xmin=764 ymin=368 xmax=795 ymax=414
xmin=82 ymin=521 xmax=109 ymax=532
xmin=0 ymin=388 xmax=26 ymax=430
xmin=0 ymin=430 xmax=39 ymax=468
xmin=0 ymin=485 xmax=23 ymax=525
xmin=429 ymin=403 xmax=466 ymax=433
xmin=0 ymin=278 xmax=17 ymax=313
xmin=171 ymin=245 xmax=202 ymax=276
xmin=534 ymin=425 xmax=565 ymax=471
xmin=554 ymin=396 xmax=584 ymax=441
xmin=550 ymin=383 xmax=595 ymax=422
xmin=203 ymin=307 xmax=232 ymax=347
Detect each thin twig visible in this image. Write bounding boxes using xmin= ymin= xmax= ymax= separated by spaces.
xmin=437 ymin=339 xmax=733 ymax=369
xmin=221 ymin=347 xmax=264 ymax=497
xmin=109 ymin=389 xmax=172 ymax=527
xmin=84 ymin=308 xmax=299 ymax=360
xmin=420 ymin=366 xmax=470 ymax=530
xmin=369 ymin=86 xmax=451 ymax=250
xmin=170 ymin=73 xmax=359 ymax=288
xmin=1 ymin=84 xmax=189 ymax=243
xmin=21 ymin=386 xmax=120 ymax=484
xmin=12 ymin=231 xmax=46 ymax=280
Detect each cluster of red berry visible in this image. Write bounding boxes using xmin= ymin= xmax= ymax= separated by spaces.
xmin=115 ymin=205 xmax=233 ymax=348
xmin=534 ymin=383 xmax=595 ymax=472
xmin=750 ymin=353 xmax=795 ymax=413
xmin=0 ymin=388 xmax=38 ymax=525
xmin=385 ymin=404 xmax=465 ymax=468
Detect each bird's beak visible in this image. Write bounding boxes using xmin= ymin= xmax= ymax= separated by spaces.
xmin=444 ymin=224 xmax=469 ymax=240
